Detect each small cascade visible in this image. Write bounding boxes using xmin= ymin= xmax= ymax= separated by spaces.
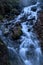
xmin=18 ymin=2 xmax=42 ymax=65
xmin=19 ymin=22 xmax=42 ymax=65
xmin=0 ymin=2 xmax=43 ymax=65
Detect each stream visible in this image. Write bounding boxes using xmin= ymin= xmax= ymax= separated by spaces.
xmin=0 ymin=2 xmax=43 ymax=65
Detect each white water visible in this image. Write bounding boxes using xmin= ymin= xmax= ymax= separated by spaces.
xmin=19 ymin=22 xmax=41 ymax=65
xmin=0 ymin=2 xmax=42 ymax=65
xmin=17 ymin=2 xmax=42 ymax=65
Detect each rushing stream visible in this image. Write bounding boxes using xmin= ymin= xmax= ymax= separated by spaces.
xmin=0 ymin=2 xmax=43 ymax=65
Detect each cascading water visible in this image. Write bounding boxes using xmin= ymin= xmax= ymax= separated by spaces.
xmin=0 ymin=2 xmax=43 ymax=65
xmin=18 ymin=3 xmax=42 ymax=65
xmin=18 ymin=2 xmax=43 ymax=64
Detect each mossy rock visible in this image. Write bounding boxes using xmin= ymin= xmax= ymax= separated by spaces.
xmin=12 ymin=26 xmax=22 ymax=40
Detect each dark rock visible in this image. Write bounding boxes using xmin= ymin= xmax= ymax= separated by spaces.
xmin=28 ymin=28 xmax=31 ymax=32
xmin=20 ymin=14 xmax=27 ymax=22
xmin=12 ymin=26 xmax=23 ymax=40
xmin=31 ymin=6 xmax=37 ymax=12
xmin=34 ymin=10 xmax=43 ymax=52
xmin=27 ymin=16 xmax=35 ymax=21
xmin=15 ymin=22 xmax=21 ymax=27
xmin=26 ymin=44 xmax=35 ymax=59
xmin=0 ymin=39 xmax=10 ymax=65
xmin=28 ymin=21 xmax=33 ymax=25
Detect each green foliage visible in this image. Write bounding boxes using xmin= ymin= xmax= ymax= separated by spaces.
xmin=0 ymin=0 xmax=20 ymax=16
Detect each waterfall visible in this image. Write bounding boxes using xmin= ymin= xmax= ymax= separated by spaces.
xmin=14 ymin=2 xmax=42 ymax=65
xmin=0 ymin=1 xmax=43 ymax=65
xmin=20 ymin=0 xmax=37 ymax=7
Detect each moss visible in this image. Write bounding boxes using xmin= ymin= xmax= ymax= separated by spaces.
xmin=12 ymin=26 xmax=22 ymax=40
xmin=0 ymin=15 xmax=3 ymax=20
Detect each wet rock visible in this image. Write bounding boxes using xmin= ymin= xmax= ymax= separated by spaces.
xmin=26 ymin=44 xmax=35 ymax=58
xmin=28 ymin=28 xmax=31 ymax=32
xmin=12 ymin=26 xmax=23 ymax=40
xmin=29 ymin=21 xmax=33 ymax=25
xmin=37 ymin=10 xmax=43 ymax=23
xmin=15 ymin=22 xmax=21 ymax=27
xmin=31 ymin=6 xmax=37 ymax=12
xmin=0 ymin=39 xmax=10 ymax=65
xmin=3 ymin=28 xmax=9 ymax=36
xmin=27 ymin=16 xmax=35 ymax=21
xmin=20 ymin=14 xmax=27 ymax=22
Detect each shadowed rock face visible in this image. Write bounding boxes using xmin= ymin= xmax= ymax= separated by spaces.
xmin=34 ymin=10 xmax=43 ymax=52
xmin=0 ymin=40 xmax=10 ymax=65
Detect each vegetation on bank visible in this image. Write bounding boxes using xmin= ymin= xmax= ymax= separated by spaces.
xmin=34 ymin=10 xmax=43 ymax=52
xmin=0 ymin=0 xmax=20 ymax=20
xmin=0 ymin=39 xmax=10 ymax=65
